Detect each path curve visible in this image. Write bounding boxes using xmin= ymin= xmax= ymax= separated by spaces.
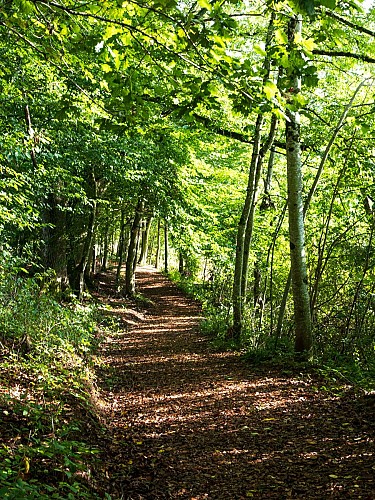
xmin=97 ymin=266 xmax=374 ymax=499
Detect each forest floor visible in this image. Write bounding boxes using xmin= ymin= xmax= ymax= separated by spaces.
xmin=93 ymin=266 xmax=374 ymax=500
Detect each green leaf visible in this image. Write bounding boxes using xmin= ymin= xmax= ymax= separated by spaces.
xmin=101 ymin=63 xmax=112 ymax=73
xmin=272 ymin=107 xmax=288 ymax=121
xmin=319 ymin=0 xmax=337 ymax=8
xmin=263 ymin=81 xmax=278 ymax=100
xmin=280 ymin=53 xmax=290 ymax=68
xmin=301 ymin=38 xmax=316 ymax=52
xmin=197 ymin=0 xmax=212 ymax=10
xmin=254 ymin=44 xmax=266 ymax=57
xmin=103 ymin=25 xmax=121 ymax=40
xmin=275 ymin=29 xmax=288 ymax=45
xmin=16 ymin=0 xmax=36 ymax=14
xmin=294 ymin=93 xmax=308 ymax=106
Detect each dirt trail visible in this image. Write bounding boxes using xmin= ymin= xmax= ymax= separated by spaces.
xmin=96 ymin=266 xmax=374 ymax=499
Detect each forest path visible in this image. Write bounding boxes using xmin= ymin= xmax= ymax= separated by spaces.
xmin=95 ymin=266 xmax=374 ymax=499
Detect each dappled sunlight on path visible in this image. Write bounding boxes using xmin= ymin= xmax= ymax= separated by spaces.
xmin=96 ymin=266 xmax=374 ymax=499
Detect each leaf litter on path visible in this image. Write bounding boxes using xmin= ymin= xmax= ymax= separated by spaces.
xmin=94 ymin=266 xmax=375 ymax=499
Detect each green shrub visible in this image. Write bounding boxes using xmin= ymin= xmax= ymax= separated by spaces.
xmin=0 ymin=266 xmax=105 ymax=499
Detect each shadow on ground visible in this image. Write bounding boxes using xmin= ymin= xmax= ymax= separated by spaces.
xmin=94 ymin=267 xmax=374 ymax=500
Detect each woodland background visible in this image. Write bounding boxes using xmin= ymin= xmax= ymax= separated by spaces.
xmin=0 ymin=0 xmax=375 ymax=497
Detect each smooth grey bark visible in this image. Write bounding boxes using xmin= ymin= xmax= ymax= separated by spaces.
xmin=241 ymin=115 xmax=278 ymax=300
xmin=84 ymin=199 xmax=99 ymax=289
xmin=164 ymin=221 xmax=168 ymax=274
xmin=85 ymin=245 xmax=94 ymax=282
xmin=138 ymin=216 xmax=153 ymax=265
xmin=101 ymin=216 xmax=110 ymax=271
xmin=264 ymin=148 xmax=275 ymax=196
xmin=286 ymin=16 xmax=312 ymax=358
xmin=231 ymin=13 xmax=276 ymax=338
xmin=232 ymin=115 xmax=264 ymax=337
xmin=155 ymin=219 xmax=161 ymax=269
xmin=117 ymin=222 xmax=124 ymax=259
xmin=260 ymin=147 xmax=276 ymax=210
xmin=179 ymin=252 xmax=184 ymax=274
xmin=125 ymin=200 xmax=143 ymax=296
xmin=115 ymin=208 xmax=126 ymax=290
xmin=276 ymin=79 xmax=369 ymax=337
xmin=91 ymin=246 xmax=96 ymax=274
xmin=24 ymin=104 xmax=38 ymax=170
xmin=232 ymin=115 xmax=278 ymax=337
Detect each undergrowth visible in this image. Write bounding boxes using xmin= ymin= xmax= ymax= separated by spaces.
xmin=0 ymin=268 xmax=108 ymax=499
xmin=168 ymin=268 xmax=375 ymax=392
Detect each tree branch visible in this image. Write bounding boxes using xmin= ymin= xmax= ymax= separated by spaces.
xmin=0 ymin=21 xmax=112 ymax=115
xmin=190 ymin=113 xmax=290 ymax=151
xmin=313 ymin=49 xmax=375 ymax=64
xmin=34 ymin=0 xmax=256 ymax=104
xmin=325 ymin=10 xmax=375 ymax=38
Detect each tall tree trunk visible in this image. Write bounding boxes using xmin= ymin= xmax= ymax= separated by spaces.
xmin=24 ymin=104 xmax=37 ymax=170
xmin=286 ymin=15 xmax=312 ymax=359
xmin=155 ymin=219 xmax=161 ymax=269
xmin=232 ymin=115 xmax=264 ymax=337
xmin=253 ymin=263 xmax=261 ymax=308
xmin=43 ymin=193 xmax=68 ymax=288
xmin=101 ymin=216 xmax=110 ymax=271
xmin=179 ymin=252 xmax=184 ymax=274
xmin=91 ymin=246 xmax=97 ymax=274
xmin=275 ymin=79 xmax=367 ymax=338
xmin=164 ymin=221 xmax=169 ymax=274
xmin=138 ymin=216 xmax=153 ymax=265
xmin=69 ymin=170 xmax=97 ymax=297
xmin=232 ymin=13 xmax=275 ymax=339
xmin=24 ymin=103 xmax=68 ymax=288
xmin=133 ymin=227 xmax=140 ymax=274
xmin=260 ymin=147 xmax=276 ymax=211
xmin=69 ymin=201 xmax=96 ymax=297
xmin=117 ymin=222 xmax=124 ymax=259
xmin=84 ymin=200 xmax=99 ymax=289
xmin=125 ymin=200 xmax=143 ymax=296
xmin=115 ymin=208 xmax=126 ymax=290
xmin=264 ymin=147 xmax=274 ymax=197
xmin=85 ymin=243 xmax=93 ymax=282
xmin=241 ymin=115 xmax=278 ymax=301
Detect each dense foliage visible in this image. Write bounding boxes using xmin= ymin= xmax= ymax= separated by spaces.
xmin=0 ymin=260 xmax=102 ymax=498
xmin=1 ymin=0 xmax=375 ymax=493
